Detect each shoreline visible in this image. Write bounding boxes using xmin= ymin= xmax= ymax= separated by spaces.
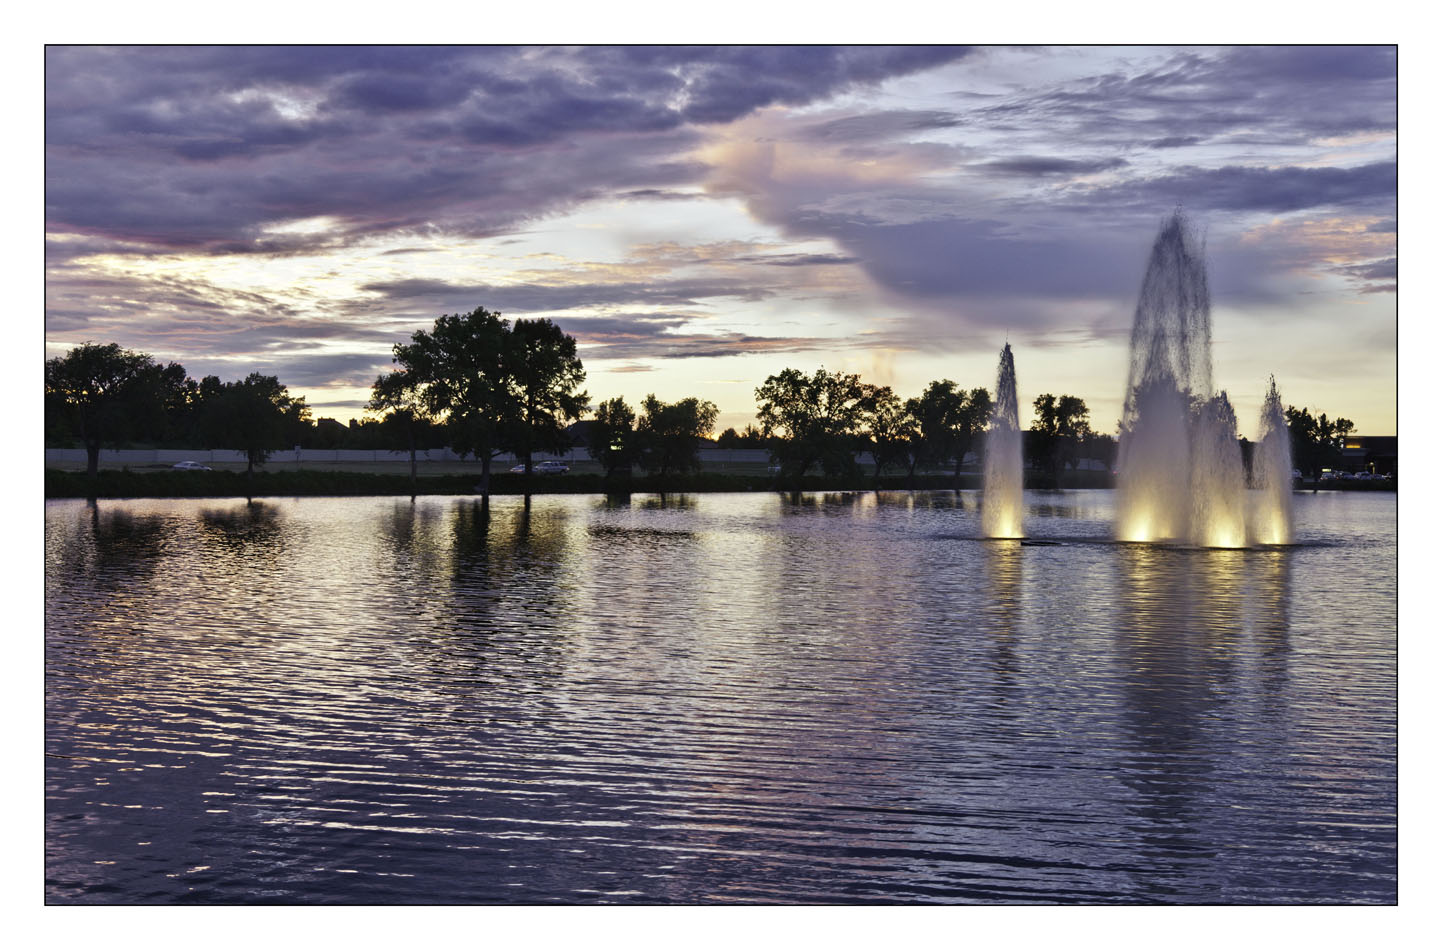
xmin=44 ymin=468 xmax=1395 ymax=500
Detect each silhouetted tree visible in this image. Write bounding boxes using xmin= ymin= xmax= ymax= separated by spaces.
xmin=907 ymin=380 xmax=963 ymax=474
xmin=588 ymin=396 xmax=639 ymax=479
xmin=45 ymin=342 xmax=186 ymax=480
xmin=954 ymin=387 xmax=993 ymax=480
xmin=755 ymin=367 xmax=872 ymax=479
xmin=202 ymin=373 xmax=310 ymax=474
xmin=862 ymin=384 xmax=917 ymax=481
xmin=505 ymin=317 xmax=588 ymax=476
xmin=716 ymin=424 xmax=766 ymax=449
xmin=368 ymin=369 xmax=437 ymax=492
xmin=637 ymin=395 xmax=718 ymax=476
xmin=905 ymin=380 xmax=991 ymax=482
xmin=390 ymin=307 xmax=515 ymax=495
xmin=1031 ymin=393 xmax=1091 ymax=479
xmin=384 ymin=309 xmax=588 ymax=493
xmin=1286 ymin=406 xmax=1355 ymax=479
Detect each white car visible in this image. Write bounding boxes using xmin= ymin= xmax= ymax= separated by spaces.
xmin=509 ymin=460 xmax=569 ymax=474
xmin=171 ymin=461 xmax=212 ymax=471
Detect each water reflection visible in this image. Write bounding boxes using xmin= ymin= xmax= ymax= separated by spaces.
xmin=1113 ymin=545 xmax=1224 ymax=890
xmin=432 ymin=498 xmax=578 ymax=694
xmin=49 ymin=504 xmax=173 ymax=591
xmin=44 ymin=492 xmax=1393 ymax=904
xmin=981 ymin=541 xmax=1023 ymax=703
xmin=197 ymin=501 xmax=284 ymax=555
xmin=1111 ymin=543 xmax=1291 ymax=896
xmin=640 ymin=493 xmax=696 ymax=511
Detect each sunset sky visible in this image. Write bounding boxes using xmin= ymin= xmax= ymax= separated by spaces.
xmin=44 ymin=44 xmax=1397 ymax=436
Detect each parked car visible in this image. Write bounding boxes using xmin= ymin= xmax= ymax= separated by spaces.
xmin=509 ymin=460 xmax=569 ymax=474
xmin=171 ymin=461 xmax=212 ymax=471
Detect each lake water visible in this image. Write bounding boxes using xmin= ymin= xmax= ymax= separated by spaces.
xmin=45 ymin=490 xmax=1397 ymax=904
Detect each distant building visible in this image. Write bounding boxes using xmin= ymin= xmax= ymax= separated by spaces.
xmin=1339 ymin=435 xmax=1397 ymax=476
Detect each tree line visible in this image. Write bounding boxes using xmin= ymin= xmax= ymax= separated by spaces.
xmin=46 ymin=305 xmax=1364 ymax=491
xmin=45 ymin=342 xmax=311 ymax=479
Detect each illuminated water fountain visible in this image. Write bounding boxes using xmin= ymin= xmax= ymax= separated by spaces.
xmin=1116 ymin=211 xmax=1250 ymax=547
xmin=982 ymin=342 xmax=1024 ymax=538
xmin=1250 ymin=376 xmax=1294 ymax=545
xmin=1191 ymin=392 xmax=1249 ymax=548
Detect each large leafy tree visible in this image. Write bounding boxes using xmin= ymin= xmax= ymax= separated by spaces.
xmin=201 ymin=373 xmax=310 ymax=474
xmin=1030 ymin=393 xmax=1092 ymax=479
xmin=367 ymin=369 xmax=438 ymax=492
xmin=506 ymin=318 xmax=588 ymax=475
xmin=1285 ymin=406 xmax=1355 ymax=478
xmin=954 ymin=387 xmax=993 ymax=479
xmin=862 ymin=384 xmax=917 ymax=480
xmin=906 ymin=380 xmax=992 ymax=480
xmin=636 ymin=395 xmax=718 ymax=477
xmin=45 ymin=342 xmax=186 ymax=479
xmin=910 ymin=380 xmax=963 ymax=472
xmin=755 ymin=367 xmax=872 ymax=479
xmin=588 ymin=396 xmax=639 ymax=479
xmin=391 ymin=307 xmax=515 ymax=494
xmin=386 ymin=308 xmax=589 ymax=494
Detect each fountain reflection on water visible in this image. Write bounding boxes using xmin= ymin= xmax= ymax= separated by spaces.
xmin=1115 ymin=211 xmax=1292 ymax=548
xmin=982 ymin=342 xmax=1024 ymax=539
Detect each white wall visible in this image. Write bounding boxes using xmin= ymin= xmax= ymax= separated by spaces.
xmin=44 ymin=446 xmax=778 ymax=466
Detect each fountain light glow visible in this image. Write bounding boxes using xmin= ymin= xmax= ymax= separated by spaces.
xmin=1250 ymin=375 xmax=1295 ymax=545
xmin=1192 ymin=392 xmax=1249 ymax=548
xmin=982 ymin=342 xmax=1024 ymax=539
xmin=1116 ymin=211 xmax=1255 ymax=548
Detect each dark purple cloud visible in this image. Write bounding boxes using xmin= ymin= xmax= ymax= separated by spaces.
xmin=356 ymin=276 xmax=774 ymax=315
xmin=1149 ymin=136 xmax=1205 ymax=149
xmin=1331 ymin=256 xmax=1397 ymax=295
xmin=1072 ymin=161 xmax=1396 ymax=215
xmin=558 ymin=313 xmax=829 ymax=361
xmin=801 ymin=109 xmax=965 ymax=142
xmin=972 ymin=46 xmax=1395 ymax=149
xmin=45 ymin=46 xmax=972 ymax=253
xmin=976 ymin=156 xmax=1129 ymax=176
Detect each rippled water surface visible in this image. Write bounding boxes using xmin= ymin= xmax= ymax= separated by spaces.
xmin=45 ymin=490 xmax=1396 ymax=904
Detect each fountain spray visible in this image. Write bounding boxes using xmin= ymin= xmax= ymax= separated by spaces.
xmin=1115 ymin=211 xmax=1247 ymax=547
xmin=982 ymin=342 xmax=1024 ymax=538
xmin=1251 ymin=376 xmax=1294 ymax=544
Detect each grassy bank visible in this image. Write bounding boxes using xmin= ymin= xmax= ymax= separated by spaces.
xmin=45 ymin=467 xmax=1126 ymax=499
xmin=46 ymin=468 xmax=1393 ymax=499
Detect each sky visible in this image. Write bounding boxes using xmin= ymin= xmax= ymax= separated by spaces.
xmin=44 ymin=44 xmax=1398 ymax=436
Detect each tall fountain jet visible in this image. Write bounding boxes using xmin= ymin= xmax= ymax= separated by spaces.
xmin=1251 ymin=375 xmax=1294 ymax=545
xmin=1115 ymin=211 xmax=1247 ymax=547
xmin=982 ymin=342 xmax=1024 ymax=538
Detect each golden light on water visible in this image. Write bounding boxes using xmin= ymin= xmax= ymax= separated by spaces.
xmin=1202 ymin=525 xmax=1247 ymax=549
xmin=1116 ymin=506 xmax=1163 ymax=543
xmin=981 ymin=495 xmax=1024 ymax=539
xmin=1252 ymin=514 xmax=1289 ymax=546
xmin=1117 ymin=517 xmax=1153 ymax=543
xmin=988 ymin=514 xmax=1024 ymax=539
